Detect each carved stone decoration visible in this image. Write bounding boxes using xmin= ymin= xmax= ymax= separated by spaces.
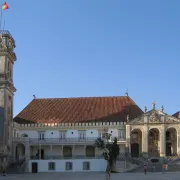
xmin=149 ymin=111 xmax=161 ymax=123
xmin=166 ymin=117 xmax=180 ymax=124
xmin=126 ymin=114 xmax=129 ymax=122
xmin=152 ymin=101 xmax=156 ymax=110
xmin=128 ymin=116 xmax=144 ymax=124
xmin=144 ymin=106 xmax=147 ymax=113
xmin=161 ymin=105 xmax=164 ymax=112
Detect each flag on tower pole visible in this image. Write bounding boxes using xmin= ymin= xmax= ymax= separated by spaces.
xmin=2 ymin=2 xmax=8 ymax=10
xmin=0 ymin=2 xmax=9 ymax=30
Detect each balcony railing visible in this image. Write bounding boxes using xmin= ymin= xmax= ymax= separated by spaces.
xmin=28 ymin=137 xmax=125 ymax=144
xmin=30 ymin=155 xmax=104 ymax=160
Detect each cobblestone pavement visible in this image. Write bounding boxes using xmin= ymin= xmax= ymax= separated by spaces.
xmin=0 ymin=172 xmax=180 ymax=180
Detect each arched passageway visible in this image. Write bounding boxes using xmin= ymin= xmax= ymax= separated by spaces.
xmin=148 ymin=128 xmax=159 ymax=157
xmin=130 ymin=129 xmax=142 ymax=157
xmin=166 ymin=128 xmax=177 ymax=156
xmin=15 ymin=143 xmax=25 ymax=161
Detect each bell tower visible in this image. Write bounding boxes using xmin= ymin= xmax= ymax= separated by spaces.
xmin=0 ymin=30 xmax=16 ymax=155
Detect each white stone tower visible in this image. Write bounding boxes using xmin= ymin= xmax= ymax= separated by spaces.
xmin=0 ymin=30 xmax=16 ymax=157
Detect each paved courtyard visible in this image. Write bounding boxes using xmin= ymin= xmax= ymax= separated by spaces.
xmin=0 ymin=172 xmax=180 ymax=180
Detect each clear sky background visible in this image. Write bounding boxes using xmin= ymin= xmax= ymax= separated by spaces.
xmin=4 ymin=0 xmax=180 ymax=116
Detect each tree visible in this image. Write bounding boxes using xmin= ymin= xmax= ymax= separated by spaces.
xmin=95 ymin=134 xmax=119 ymax=172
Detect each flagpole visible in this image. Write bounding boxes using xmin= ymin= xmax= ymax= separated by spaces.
xmin=3 ymin=20 xmax=5 ymax=30
xmin=0 ymin=8 xmax=2 ymax=31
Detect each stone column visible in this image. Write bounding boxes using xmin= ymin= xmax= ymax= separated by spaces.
xmin=84 ymin=145 xmax=86 ymax=158
xmin=25 ymin=143 xmax=30 ymax=173
xmin=39 ymin=144 xmax=41 ymax=160
xmin=142 ymin=125 xmax=148 ymax=157
xmin=125 ymin=125 xmax=131 ymax=153
xmin=160 ymin=125 xmax=166 ymax=157
xmin=50 ymin=145 xmax=52 ymax=159
xmin=177 ymin=129 xmax=180 ymax=155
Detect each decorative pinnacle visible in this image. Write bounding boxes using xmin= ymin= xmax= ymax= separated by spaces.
xmin=33 ymin=94 xmax=36 ymax=99
xmin=152 ymin=101 xmax=156 ymax=110
xmin=161 ymin=105 xmax=164 ymax=112
xmin=144 ymin=106 xmax=147 ymax=113
xmin=126 ymin=114 xmax=129 ymax=122
xmin=125 ymin=90 xmax=128 ymax=96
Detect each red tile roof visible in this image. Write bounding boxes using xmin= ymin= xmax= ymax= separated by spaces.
xmin=13 ymin=96 xmax=143 ymax=124
xmin=172 ymin=111 xmax=180 ymax=118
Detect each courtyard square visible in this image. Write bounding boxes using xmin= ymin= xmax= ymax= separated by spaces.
xmin=0 ymin=172 xmax=180 ymax=180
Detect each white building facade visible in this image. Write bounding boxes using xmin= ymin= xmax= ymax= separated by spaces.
xmin=13 ymin=122 xmax=126 ymax=172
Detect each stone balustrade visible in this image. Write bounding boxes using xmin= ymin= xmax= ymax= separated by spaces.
xmin=13 ymin=121 xmax=126 ymax=129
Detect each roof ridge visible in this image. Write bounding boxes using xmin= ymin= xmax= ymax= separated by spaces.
xmin=33 ymin=95 xmax=129 ymax=100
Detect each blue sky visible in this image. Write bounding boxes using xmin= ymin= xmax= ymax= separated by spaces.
xmin=4 ymin=0 xmax=180 ymax=116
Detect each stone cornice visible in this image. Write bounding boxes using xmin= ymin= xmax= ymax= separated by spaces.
xmin=14 ymin=121 xmax=126 ymax=131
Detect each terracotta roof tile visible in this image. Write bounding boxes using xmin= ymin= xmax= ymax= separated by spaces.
xmin=13 ymin=96 xmax=143 ymax=124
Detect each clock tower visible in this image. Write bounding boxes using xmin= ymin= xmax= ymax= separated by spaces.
xmin=0 ymin=30 xmax=16 ymax=156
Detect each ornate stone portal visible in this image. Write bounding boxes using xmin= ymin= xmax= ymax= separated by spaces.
xmin=126 ymin=105 xmax=180 ymax=157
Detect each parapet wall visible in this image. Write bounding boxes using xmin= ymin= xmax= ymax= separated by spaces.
xmin=13 ymin=121 xmax=126 ymax=129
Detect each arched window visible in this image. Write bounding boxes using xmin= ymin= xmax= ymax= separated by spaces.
xmin=21 ymin=134 xmax=28 ymax=137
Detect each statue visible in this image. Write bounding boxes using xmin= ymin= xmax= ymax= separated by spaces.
xmin=126 ymin=114 xmax=130 ymax=122
xmin=161 ymin=105 xmax=164 ymax=112
xmin=152 ymin=101 xmax=156 ymax=110
xmin=144 ymin=106 xmax=147 ymax=113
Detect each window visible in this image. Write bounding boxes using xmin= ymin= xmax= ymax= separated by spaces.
xmin=7 ymin=62 xmax=10 ymax=78
xmin=8 ymin=107 xmax=11 ymax=114
xmin=59 ymin=131 xmax=66 ymax=140
xmin=39 ymin=132 xmax=45 ymax=140
xmin=48 ymin=162 xmax=55 ymax=170
xmin=21 ymin=134 xmax=28 ymax=137
xmin=83 ymin=162 xmax=90 ymax=170
xmin=65 ymin=162 xmax=72 ymax=171
xmin=79 ymin=131 xmax=86 ymax=139
xmin=120 ymin=131 xmax=125 ymax=138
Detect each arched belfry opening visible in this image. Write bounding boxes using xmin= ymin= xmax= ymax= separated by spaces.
xmin=166 ymin=128 xmax=177 ymax=156
xmin=148 ymin=128 xmax=160 ymax=157
xmin=130 ymin=129 xmax=142 ymax=157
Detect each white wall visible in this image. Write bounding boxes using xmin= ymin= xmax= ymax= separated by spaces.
xmin=108 ymin=128 xmax=118 ymax=138
xmin=18 ymin=131 xmax=38 ymax=138
xmin=66 ymin=130 xmax=79 ymax=138
xmin=29 ymin=159 xmax=106 ymax=172
xmin=45 ymin=130 xmax=59 ymax=138
xmin=86 ymin=129 xmax=99 ymax=138
xmin=18 ymin=128 xmax=125 ymax=139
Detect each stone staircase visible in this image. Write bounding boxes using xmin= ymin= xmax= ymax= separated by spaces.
xmin=6 ymin=157 xmax=26 ymax=174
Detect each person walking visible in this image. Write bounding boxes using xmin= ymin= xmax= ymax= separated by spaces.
xmin=106 ymin=162 xmax=111 ymax=180
xmin=144 ymin=164 xmax=147 ymax=174
xmin=2 ymin=158 xmax=7 ymax=176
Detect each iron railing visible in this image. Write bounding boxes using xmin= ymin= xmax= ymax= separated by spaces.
xmin=26 ymin=137 xmax=126 ymax=144
xmin=30 ymin=155 xmax=104 ymax=160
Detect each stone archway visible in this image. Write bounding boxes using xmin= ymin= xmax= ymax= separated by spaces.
xmin=166 ymin=127 xmax=177 ymax=156
xmin=148 ymin=128 xmax=160 ymax=157
xmin=15 ymin=143 xmax=25 ymax=161
xmin=130 ymin=129 xmax=142 ymax=157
